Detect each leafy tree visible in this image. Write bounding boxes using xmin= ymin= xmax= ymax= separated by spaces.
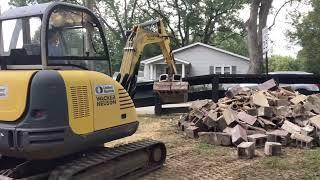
xmin=290 ymin=0 xmax=320 ymax=74
xmin=268 ymin=55 xmax=304 ymax=72
xmin=143 ymin=0 xmax=248 ymax=47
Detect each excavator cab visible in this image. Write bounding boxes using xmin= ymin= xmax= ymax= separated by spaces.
xmin=0 ymin=2 xmax=111 ymax=73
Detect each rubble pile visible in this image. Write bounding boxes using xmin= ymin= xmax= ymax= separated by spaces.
xmin=178 ymin=79 xmax=320 ymax=153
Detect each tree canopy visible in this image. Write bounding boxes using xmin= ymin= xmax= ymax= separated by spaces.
xmin=290 ymin=0 xmax=320 ymax=74
xmin=268 ymin=55 xmax=304 ymax=72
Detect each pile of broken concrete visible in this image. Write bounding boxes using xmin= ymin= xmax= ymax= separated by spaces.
xmin=178 ymin=79 xmax=320 ymax=157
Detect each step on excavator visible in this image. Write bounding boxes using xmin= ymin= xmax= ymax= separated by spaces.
xmin=0 ymin=2 xmax=187 ymax=179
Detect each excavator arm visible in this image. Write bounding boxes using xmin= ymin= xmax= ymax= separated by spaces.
xmin=117 ymin=19 xmax=178 ymax=95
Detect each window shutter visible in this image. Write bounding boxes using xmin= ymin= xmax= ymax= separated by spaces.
xmin=209 ymin=66 xmax=215 ymax=74
xmin=232 ymin=66 xmax=237 ymax=74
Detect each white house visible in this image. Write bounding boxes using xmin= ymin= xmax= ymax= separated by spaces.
xmin=140 ymin=42 xmax=250 ymax=81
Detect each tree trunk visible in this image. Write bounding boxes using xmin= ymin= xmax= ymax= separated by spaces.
xmin=247 ymin=0 xmax=273 ymax=74
xmin=247 ymin=0 xmax=260 ymax=73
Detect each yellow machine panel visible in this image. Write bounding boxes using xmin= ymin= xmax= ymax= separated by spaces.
xmin=58 ymin=71 xmax=95 ymax=134
xmin=59 ymin=71 xmax=137 ymax=135
xmin=87 ymin=71 xmax=137 ymax=131
xmin=0 ymin=71 xmax=37 ymax=121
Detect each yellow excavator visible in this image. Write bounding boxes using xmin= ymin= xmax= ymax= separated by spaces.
xmin=0 ymin=2 xmax=187 ymax=179
xmin=116 ymin=18 xmax=188 ymax=108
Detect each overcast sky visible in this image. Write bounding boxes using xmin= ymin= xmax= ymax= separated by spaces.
xmin=0 ymin=0 xmax=311 ymax=57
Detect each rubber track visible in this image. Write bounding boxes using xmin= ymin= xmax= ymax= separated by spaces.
xmin=48 ymin=139 xmax=165 ymax=180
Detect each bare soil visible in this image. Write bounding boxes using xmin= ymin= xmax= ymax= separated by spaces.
xmin=108 ymin=115 xmax=320 ymax=180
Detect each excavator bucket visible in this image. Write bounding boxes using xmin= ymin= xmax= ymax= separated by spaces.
xmin=153 ymin=74 xmax=189 ymax=103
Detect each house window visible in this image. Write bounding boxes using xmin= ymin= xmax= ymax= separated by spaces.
xmin=209 ymin=66 xmax=234 ymax=74
xmin=224 ymin=67 xmax=231 ymax=74
xmin=215 ymin=67 xmax=222 ymax=74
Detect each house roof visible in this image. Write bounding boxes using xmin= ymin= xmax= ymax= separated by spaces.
xmin=141 ymin=42 xmax=249 ymax=64
xmin=143 ymin=57 xmax=191 ymax=65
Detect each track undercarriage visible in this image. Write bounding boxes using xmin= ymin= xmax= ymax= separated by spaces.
xmin=0 ymin=140 xmax=166 ymax=180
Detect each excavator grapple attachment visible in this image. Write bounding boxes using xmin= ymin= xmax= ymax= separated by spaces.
xmin=153 ymin=74 xmax=189 ymax=103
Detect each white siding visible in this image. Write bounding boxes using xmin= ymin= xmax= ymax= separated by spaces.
xmin=173 ymin=45 xmax=249 ymax=76
xmin=143 ymin=64 xmax=150 ymax=79
xmin=141 ymin=44 xmax=250 ymax=80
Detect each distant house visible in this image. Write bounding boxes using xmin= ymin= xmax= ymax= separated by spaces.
xmin=140 ymin=42 xmax=250 ymax=81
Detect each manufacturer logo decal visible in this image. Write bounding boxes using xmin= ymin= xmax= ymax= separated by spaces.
xmin=95 ymin=85 xmax=115 ymax=95
xmin=0 ymin=86 xmax=8 ymax=98
xmin=95 ymin=85 xmax=116 ymax=106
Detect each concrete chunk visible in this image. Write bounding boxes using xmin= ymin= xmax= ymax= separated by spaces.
xmin=216 ymin=115 xmax=228 ymax=131
xmin=267 ymin=130 xmax=290 ymax=146
xmin=202 ymin=116 xmax=216 ymax=129
xmin=276 ymin=106 xmax=291 ymax=117
xmin=307 ymin=95 xmax=320 ymax=106
xmin=258 ymin=79 xmax=277 ymax=91
xmin=215 ymin=132 xmax=232 ymax=146
xmin=225 ymin=85 xmax=243 ymax=99
xmin=290 ymin=133 xmax=314 ymax=148
xmin=258 ymin=117 xmax=276 ymax=127
xmin=237 ymin=142 xmax=255 ymax=159
xmin=290 ymin=95 xmax=307 ymax=105
xmin=264 ymin=142 xmax=282 ymax=156
xmin=199 ymin=132 xmax=232 ymax=146
xmin=185 ymin=126 xmax=200 ymax=139
xmin=207 ymin=110 xmax=218 ymax=120
xmin=248 ymin=134 xmax=268 ymax=148
xmin=193 ymin=109 xmax=204 ymax=119
xmin=246 ymin=108 xmax=258 ymax=116
xmin=178 ymin=114 xmax=188 ymax=127
xmin=252 ymin=92 xmax=269 ymax=107
xmin=301 ymin=125 xmax=315 ymax=136
xmin=223 ymin=108 xmax=238 ymax=126
xmin=237 ymin=111 xmax=257 ymax=126
xmin=290 ymin=133 xmax=313 ymax=143
xmin=292 ymin=104 xmax=305 ymax=117
xmin=231 ymin=125 xmax=248 ymax=146
xmin=257 ymin=107 xmax=273 ymax=118
xmin=309 ymin=115 xmax=320 ymax=129
xmin=267 ymin=129 xmax=289 ymax=137
xmin=191 ymin=100 xmax=210 ymax=110
xmin=223 ymin=127 xmax=233 ymax=135
xmin=275 ymin=99 xmax=289 ymax=106
xmin=281 ymin=120 xmax=301 ymax=134
xmin=179 ymin=121 xmax=191 ymax=131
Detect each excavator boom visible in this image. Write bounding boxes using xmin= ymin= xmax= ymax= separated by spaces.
xmin=117 ymin=19 xmax=188 ymax=104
